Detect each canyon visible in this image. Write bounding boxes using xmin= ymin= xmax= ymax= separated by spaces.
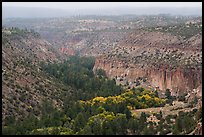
xmin=3 ymin=15 xmax=201 ymax=99
xmin=93 ymin=29 xmax=202 ymax=99
xmin=2 ymin=14 xmax=202 ymax=135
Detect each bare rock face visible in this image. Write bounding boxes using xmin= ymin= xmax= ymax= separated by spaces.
xmin=93 ymin=57 xmax=202 ymax=97
xmin=93 ymin=30 xmax=202 ymax=97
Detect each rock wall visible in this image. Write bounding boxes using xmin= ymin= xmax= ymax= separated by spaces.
xmin=93 ymin=57 xmax=202 ymax=97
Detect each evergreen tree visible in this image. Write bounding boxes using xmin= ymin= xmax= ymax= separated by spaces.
xmin=79 ymin=125 xmax=93 ymax=135
xmin=73 ymin=112 xmax=86 ymax=132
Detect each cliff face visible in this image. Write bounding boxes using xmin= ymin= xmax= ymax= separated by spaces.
xmin=93 ymin=27 xmax=202 ymax=97
xmin=93 ymin=58 xmax=202 ymax=97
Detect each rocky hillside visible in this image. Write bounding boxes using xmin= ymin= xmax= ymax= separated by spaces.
xmin=93 ymin=21 xmax=202 ymax=99
xmin=2 ymin=28 xmax=73 ymax=125
xmin=2 ymin=15 xmax=197 ymax=57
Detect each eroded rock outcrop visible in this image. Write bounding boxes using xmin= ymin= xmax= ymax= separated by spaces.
xmin=93 ymin=30 xmax=202 ymax=97
xmin=93 ymin=56 xmax=202 ymax=97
